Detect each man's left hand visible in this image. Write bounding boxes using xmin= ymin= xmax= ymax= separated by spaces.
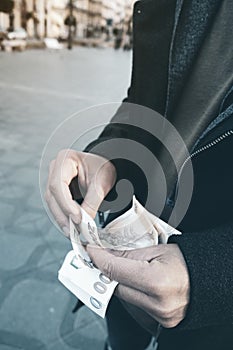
xmin=87 ymin=244 xmax=190 ymax=328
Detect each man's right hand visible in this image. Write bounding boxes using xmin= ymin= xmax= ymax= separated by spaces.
xmin=45 ymin=149 xmax=116 ymax=237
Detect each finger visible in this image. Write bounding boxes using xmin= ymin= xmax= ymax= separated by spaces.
xmin=46 ymin=161 xmax=69 ymax=235
xmin=116 ymin=284 xmax=176 ymax=328
xmin=60 ymin=180 xmax=82 ymax=223
xmin=115 ymin=284 xmax=159 ymax=319
xmin=50 ymin=156 xmax=81 ymax=223
xmin=46 ymin=193 xmax=70 ymax=236
xmin=81 ymin=154 xmax=116 ymax=218
xmin=81 ymin=181 xmax=106 ymax=219
xmin=87 ymin=245 xmax=154 ymax=294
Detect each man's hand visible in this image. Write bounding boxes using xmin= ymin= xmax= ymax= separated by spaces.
xmin=45 ymin=149 xmax=116 ymax=236
xmin=87 ymin=244 xmax=190 ymax=328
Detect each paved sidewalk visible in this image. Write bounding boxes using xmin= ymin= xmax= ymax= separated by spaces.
xmin=0 ymin=47 xmax=132 ymax=350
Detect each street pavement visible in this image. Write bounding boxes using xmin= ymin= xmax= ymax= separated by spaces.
xmin=0 ymin=47 xmax=132 ymax=350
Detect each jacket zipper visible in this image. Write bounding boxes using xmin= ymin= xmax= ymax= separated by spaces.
xmin=156 ymin=131 xmax=233 ymax=346
xmin=181 ymin=129 xmax=233 ymax=171
xmin=136 ymin=131 xmax=233 ymax=346
xmin=171 ymin=130 xmax=233 ymax=207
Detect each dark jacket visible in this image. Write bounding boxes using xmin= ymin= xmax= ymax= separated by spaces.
xmin=81 ymin=0 xmax=233 ymax=349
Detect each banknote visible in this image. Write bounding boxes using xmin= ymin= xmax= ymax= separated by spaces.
xmin=58 ymin=250 xmax=118 ymax=318
xmin=58 ymin=196 xmax=181 ymax=318
xmin=76 ymin=196 xmax=181 ymax=250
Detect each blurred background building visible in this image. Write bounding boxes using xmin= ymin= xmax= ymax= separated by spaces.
xmin=0 ymin=0 xmax=135 ymax=41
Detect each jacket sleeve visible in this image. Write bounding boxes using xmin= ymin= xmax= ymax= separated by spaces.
xmin=70 ymin=89 xmax=149 ymax=207
xmin=168 ymin=220 xmax=233 ymax=330
xmin=71 ymin=89 xmax=160 ymax=209
xmin=84 ymin=88 xmax=132 ymax=154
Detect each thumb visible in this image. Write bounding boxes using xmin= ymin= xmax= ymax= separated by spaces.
xmin=81 ymin=181 xmax=105 ymax=219
xmin=111 ymin=246 xmax=160 ymax=262
xmin=110 ymin=245 xmax=164 ymax=262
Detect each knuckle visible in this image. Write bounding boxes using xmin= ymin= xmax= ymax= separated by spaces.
xmin=157 ymin=301 xmax=174 ymax=320
xmin=154 ymin=273 xmax=177 ymax=297
xmin=148 ymin=279 xmax=160 ymax=296
xmin=55 ymin=216 xmax=67 ymax=229
xmin=161 ymin=319 xmax=178 ymax=329
xmin=58 ymin=149 xmax=75 ymax=160
xmin=102 ymin=259 xmax=115 ymax=280
xmin=150 ymin=277 xmax=167 ymax=296
xmin=49 ymin=180 xmax=58 ymax=195
xmin=58 ymin=149 xmax=69 ymax=158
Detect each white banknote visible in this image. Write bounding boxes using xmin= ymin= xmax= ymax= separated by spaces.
xmin=58 ymin=250 xmax=118 ymax=318
xmin=77 ymin=196 xmax=181 ymax=250
xmin=58 ymin=196 xmax=181 ymax=318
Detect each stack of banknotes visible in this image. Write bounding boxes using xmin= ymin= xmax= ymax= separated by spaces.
xmin=58 ymin=196 xmax=181 ymax=318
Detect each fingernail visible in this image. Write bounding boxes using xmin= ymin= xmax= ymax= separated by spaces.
xmin=62 ymin=226 xmax=70 ymax=237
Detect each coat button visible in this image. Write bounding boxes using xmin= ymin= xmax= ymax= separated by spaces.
xmin=137 ymin=9 xmax=142 ymax=14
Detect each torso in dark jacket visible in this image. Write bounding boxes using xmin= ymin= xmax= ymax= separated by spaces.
xmin=83 ymin=1 xmax=233 ymax=348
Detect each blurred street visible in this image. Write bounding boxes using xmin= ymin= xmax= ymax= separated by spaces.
xmin=0 ymin=47 xmax=132 ymax=350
